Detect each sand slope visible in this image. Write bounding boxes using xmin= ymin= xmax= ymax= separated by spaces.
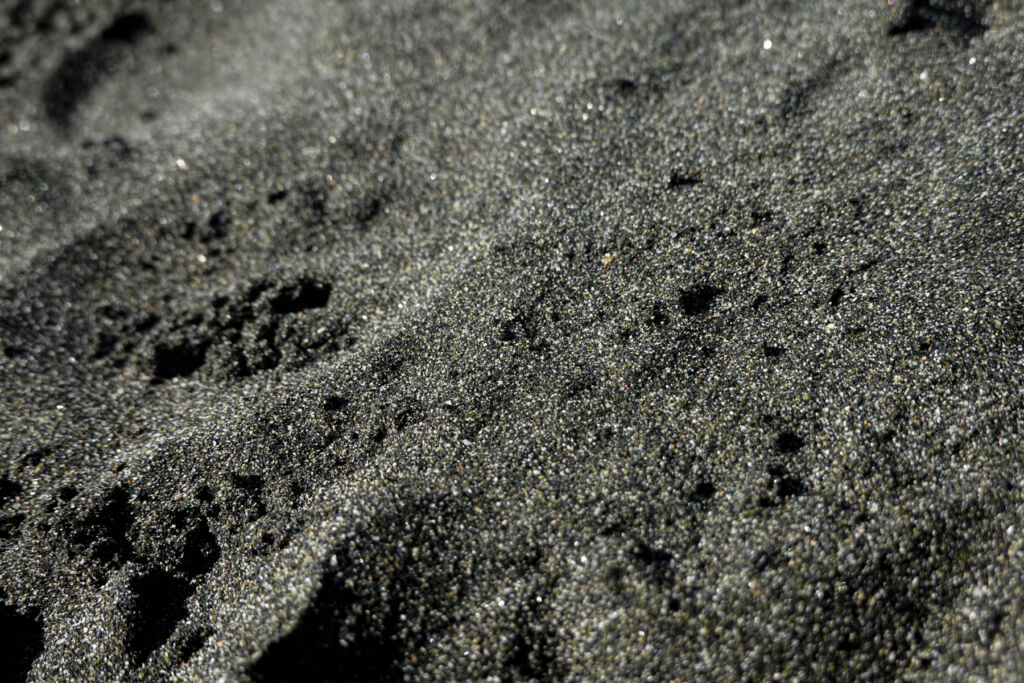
xmin=3 ymin=0 xmax=1024 ymax=679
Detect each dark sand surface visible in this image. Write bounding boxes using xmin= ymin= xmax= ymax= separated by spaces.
xmin=2 ymin=0 xmax=1024 ymax=679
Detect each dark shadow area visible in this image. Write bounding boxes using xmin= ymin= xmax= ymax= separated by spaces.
xmin=248 ymin=561 xmax=403 ymax=682
xmin=126 ymin=568 xmax=193 ymax=667
xmin=42 ymin=12 xmax=153 ymax=126
xmin=0 ymin=600 xmax=44 ymax=682
xmin=888 ymin=0 xmax=988 ymax=40
xmin=151 ymin=338 xmax=210 ymax=382
xmin=679 ymin=285 xmax=723 ymax=316
xmin=70 ymin=485 xmax=136 ymax=567
xmin=270 ymin=279 xmax=333 ymax=315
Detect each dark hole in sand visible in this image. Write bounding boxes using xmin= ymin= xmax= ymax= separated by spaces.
xmin=506 ymin=624 xmax=558 ymax=680
xmin=774 ymin=474 xmax=806 ymax=499
xmin=679 ymin=285 xmax=723 ymax=316
xmin=101 ymin=13 xmax=153 ymax=43
xmin=887 ymin=0 xmax=988 ymax=40
xmin=355 ymin=196 xmax=384 ymax=227
xmin=753 ymin=548 xmax=782 ymax=572
xmin=775 ymin=431 xmax=805 ymax=454
xmin=692 ymin=481 xmax=716 ymax=500
xmin=176 ymin=626 xmax=212 ymax=663
xmin=270 ymin=280 xmax=332 ymax=315
xmin=22 ymin=446 xmax=52 ymax=467
xmin=249 ymin=563 xmax=403 ymax=682
xmin=608 ymin=77 xmax=638 ymax=95
xmin=126 ymin=569 xmax=193 ymax=667
xmin=633 ymin=542 xmax=673 ymax=566
xmin=205 ymin=211 xmax=230 ymax=241
xmin=0 ymin=476 xmax=22 ymax=507
xmin=667 ymin=170 xmax=701 ymax=189
xmin=0 ymin=514 xmax=26 ymax=539
xmin=647 ymin=301 xmax=669 ymax=328
xmin=71 ymin=486 xmax=135 ymax=566
xmin=175 ymin=514 xmax=221 ymax=578
xmin=230 ymin=473 xmax=267 ymax=519
xmin=196 ymin=485 xmax=215 ymax=504
xmin=3 ymin=345 xmax=28 ymax=359
xmin=323 ymin=395 xmax=350 ymax=412
xmin=151 ymin=339 xmax=210 ymax=381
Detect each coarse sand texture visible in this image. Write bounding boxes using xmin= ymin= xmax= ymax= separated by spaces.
xmin=3 ymin=0 xmax=1024 ymax=680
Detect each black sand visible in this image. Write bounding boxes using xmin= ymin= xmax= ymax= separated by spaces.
xmin=2 ymin=0 xmax=1024 ymax=680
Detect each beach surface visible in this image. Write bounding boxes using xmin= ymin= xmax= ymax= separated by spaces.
xmin=3 ymin=0 xmax=1024 ymax=679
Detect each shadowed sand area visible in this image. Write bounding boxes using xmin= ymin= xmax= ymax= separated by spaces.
xmin=3 ymin=0 xmax=1024 ymax=679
